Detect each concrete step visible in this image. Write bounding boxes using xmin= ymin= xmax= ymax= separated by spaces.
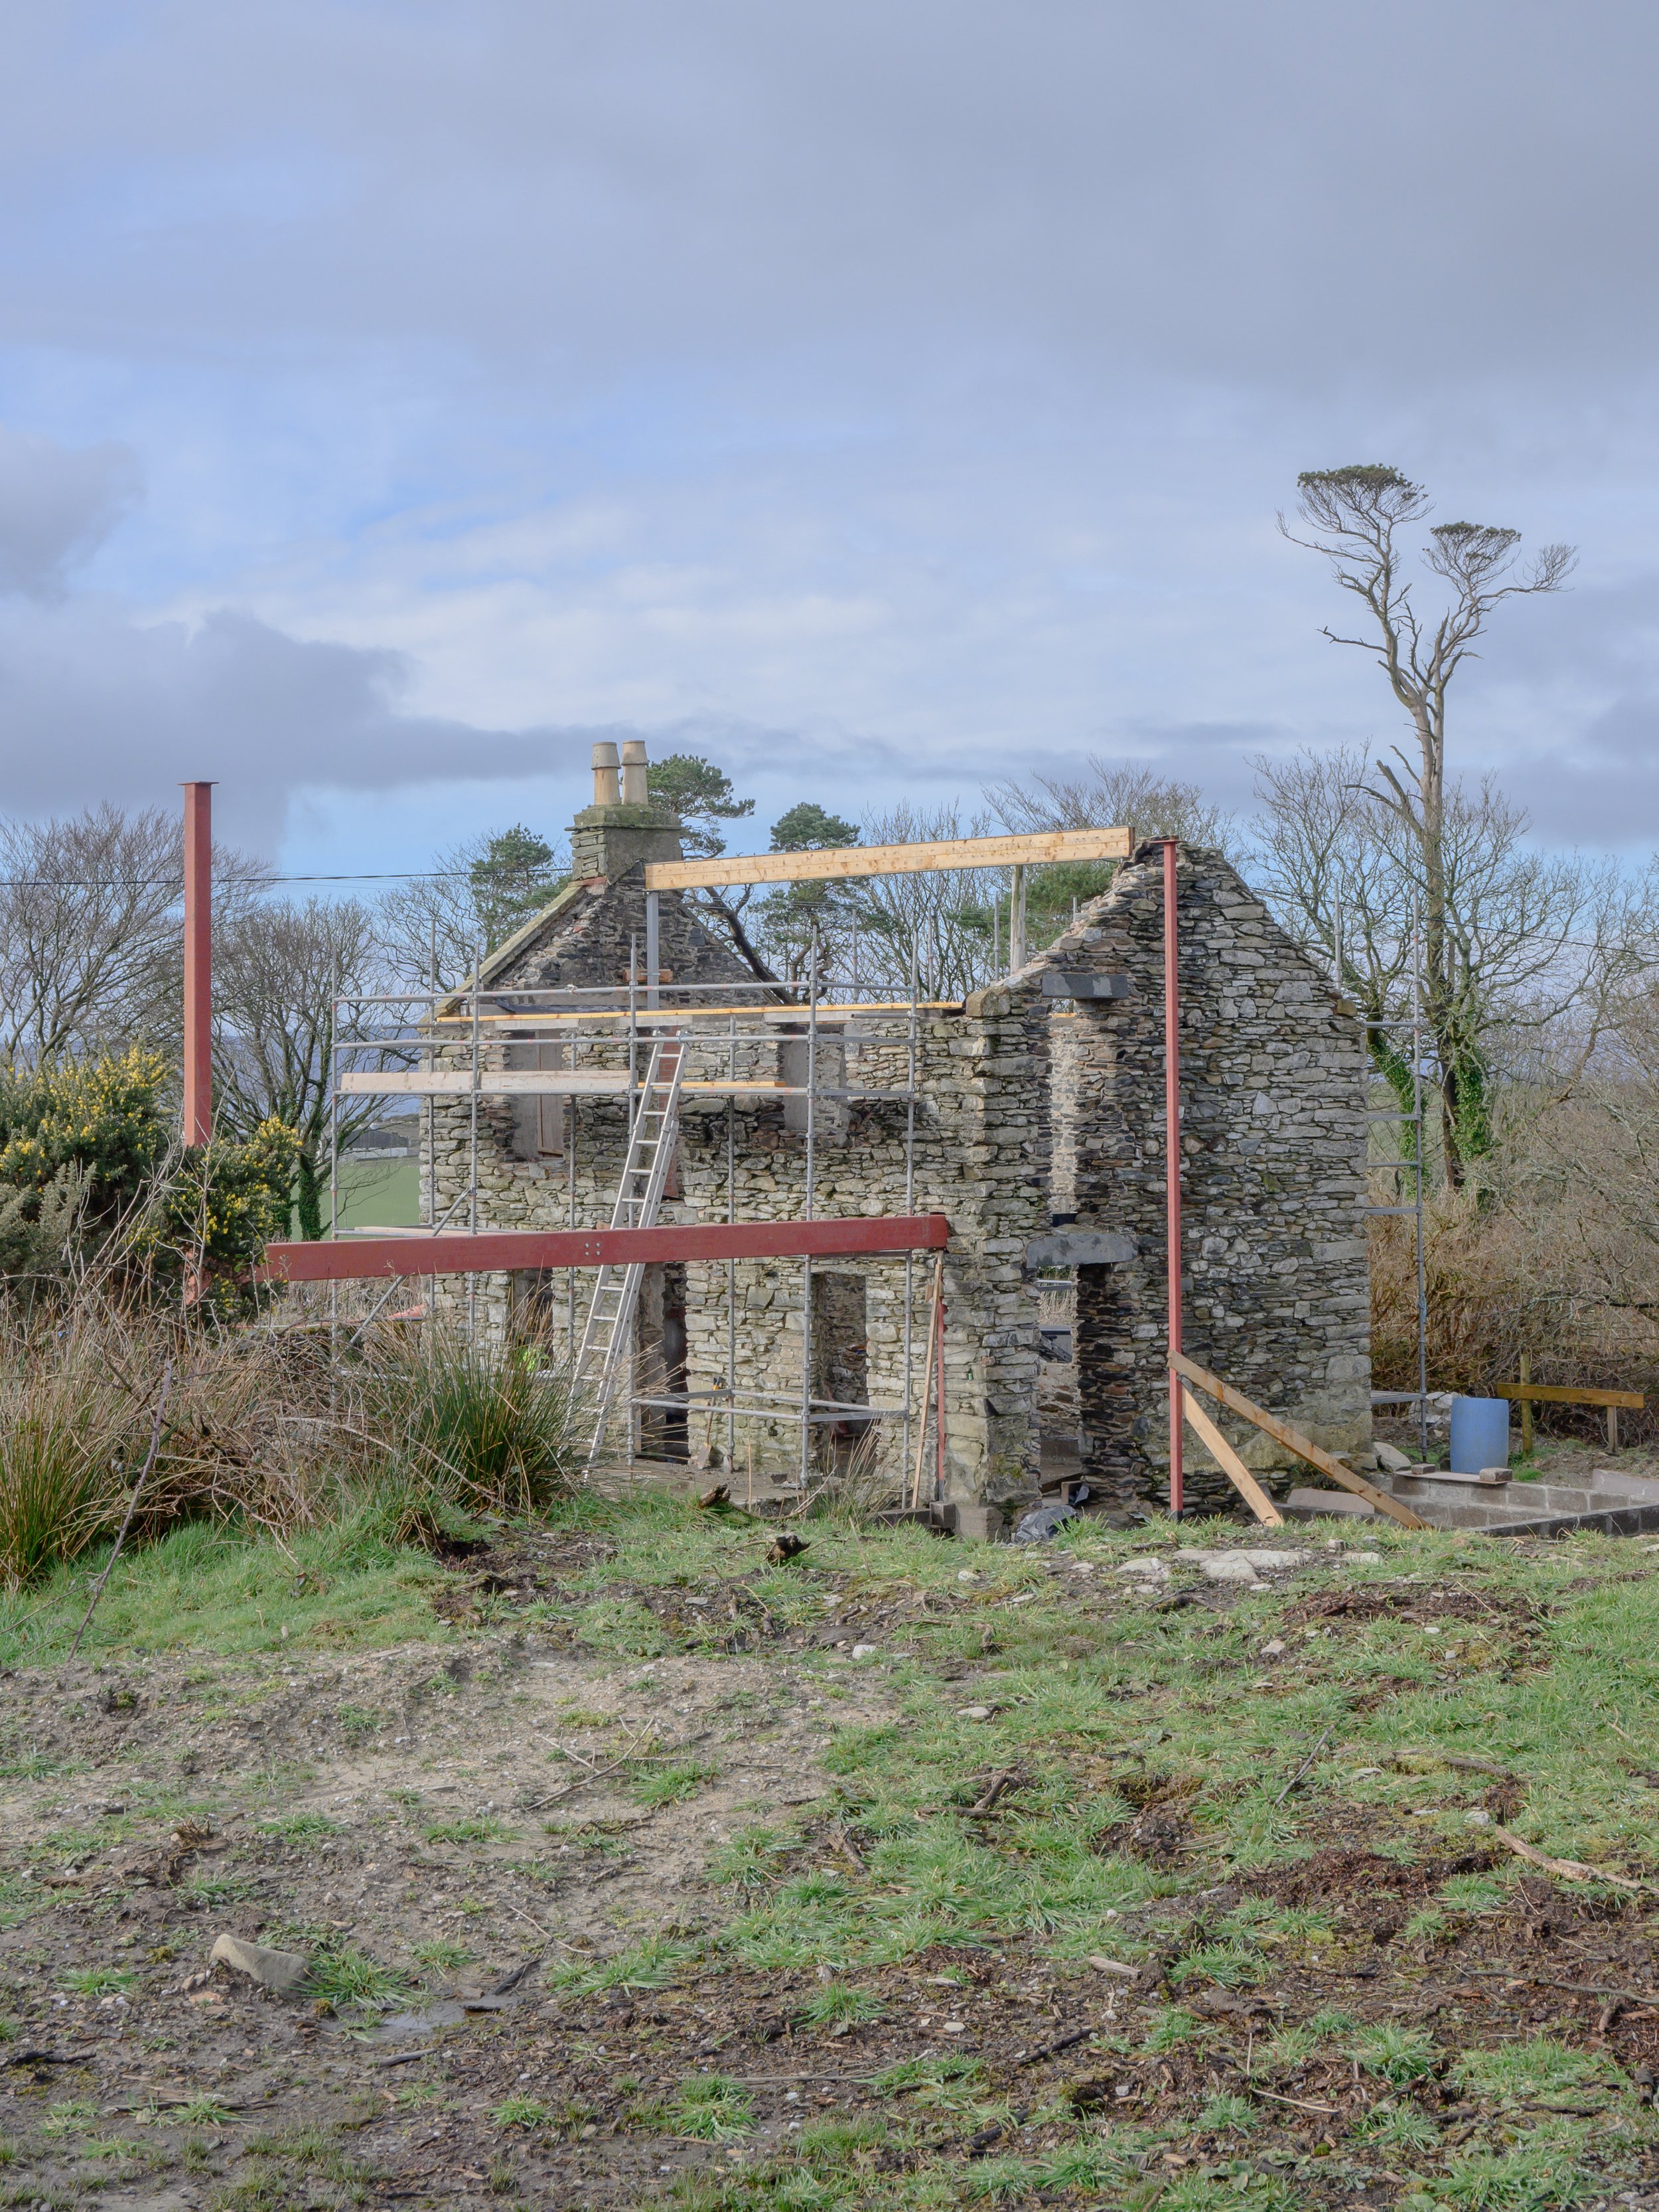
xmin=1290 ymin=1474 xmax=1659 ymax=1539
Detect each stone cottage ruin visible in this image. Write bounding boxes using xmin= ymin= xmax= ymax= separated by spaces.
xmin=416 ymin=743 xmax=1372 ymax=1517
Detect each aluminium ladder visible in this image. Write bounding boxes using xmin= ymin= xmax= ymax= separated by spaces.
xmin=576 ymin=1036 xmax=686 ymax=1465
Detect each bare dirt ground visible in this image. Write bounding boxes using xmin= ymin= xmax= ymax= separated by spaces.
xmin=0 ymin=1605 xmax=907 ymax=2207
xmin=8 ymin=1519 xmax=1659 ymax=2210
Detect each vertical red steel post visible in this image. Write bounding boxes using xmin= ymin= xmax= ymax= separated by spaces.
xmin=182 ymin=782 xmax=214 ymax=1146
xmin=934 ymin=1288 xmax=946 ymax=1501
xmin=1163 ymin=838 xmax=1183 ymax=1515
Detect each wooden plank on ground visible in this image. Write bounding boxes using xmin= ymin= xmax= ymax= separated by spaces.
xmin=1179 ymin=1386 xmax=1283 ymax=1526
xmin=1171 ymin=1353 xmax=1427 ymax=1530
xmin=644 ymin=825 xmax=1134 ymax=893
xmin=1500 ymin=1382 xmax=1644 ymax=1410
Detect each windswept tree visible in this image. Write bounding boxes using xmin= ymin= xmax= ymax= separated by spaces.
xmin=1281 ymin=465 xmax=1576 ymax=1183
xmin=645 ymin=753 xmax=755 ymax=859
xmin=750 ymin=803 xmax=863 ymax=982
xmin=468 ymin=825 xmax=565 ymax=950
xmin=644 ymin=753 xmax=777 ymax=979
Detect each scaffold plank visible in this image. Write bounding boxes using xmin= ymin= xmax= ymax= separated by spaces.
xmin=258 ymin=1213 xmax=952 ymax=1283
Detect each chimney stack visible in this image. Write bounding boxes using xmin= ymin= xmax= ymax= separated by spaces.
xmin=620 ymin=738 xmax=649 ymax=806
xmin=591 ymin=741 xmax=620 ymax=807
xmin=571 ymin=735 xmax=682 ymax=878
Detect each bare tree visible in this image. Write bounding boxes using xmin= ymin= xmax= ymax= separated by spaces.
xmin=212 ymin=897 xmax=401 ymax=1239
xmin=0 ymin=808 xmax=186 ymax=1061
xmin=1252 ymin=747 xmax=1645 ymax=1173
xmin=988 ymin=756 xmax=1232 ymax=849
xmin=818 ymin=802 xmax=1007 ymax=999
xmin=376 ymin=825 xmax=569 ymax=994
xmin=1280 ymin=465 xmax=1576 ymax=1182
xmin=986 ymin=757 xmax=1234 ymax=954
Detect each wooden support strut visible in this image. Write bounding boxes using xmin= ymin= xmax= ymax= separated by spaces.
xmin=1179 ymin=1387 xmax=1283 ymax=1527
xmin=1171 ymin=1353 xmax=1428 ymax=1530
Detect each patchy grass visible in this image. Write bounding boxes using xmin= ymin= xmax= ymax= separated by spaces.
xmin=423 ymin=1814 xmax=518 ymax=1846
xmin=304 ymin=1943 xmax=415 ymax=2014
xmin=0 ymin=1512 xmax=450 ymax=1663
xmin=7 ymin=1489 xmax=1659 ymax=2207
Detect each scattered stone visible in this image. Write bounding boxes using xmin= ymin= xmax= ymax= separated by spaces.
xmin=850 ymin=1644 xmax=879 ymax=1659
xmin=1284 ymin=1487 xmax=1375 ymax=1518
xmin=1260 ymin=1639 xmax=1287 ymax=1656
xmin=1116 ymin=1558 xmax=1169 ymax=1579
xmin=1190 ymin=1555 xmax=1260 ymax=1584
xmin=957 ymin=1706 xmax=994 ymax=1722
xmin=210 ymin=1934 xmax=309 ymax=1994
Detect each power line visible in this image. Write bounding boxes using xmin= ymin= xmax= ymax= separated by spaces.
xmin=0 ymin=870 xmax=496 ymax=889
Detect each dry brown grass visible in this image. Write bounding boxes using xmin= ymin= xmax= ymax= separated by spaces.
xmin=1370 ymin=1097 xmax=1659 ymax=1447
xmin=0 ymin=1293 xmax=587 ymax=1587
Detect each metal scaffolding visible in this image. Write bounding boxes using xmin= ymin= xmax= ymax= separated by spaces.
xmin=325 ymin=936 xmax=940 ymax=1489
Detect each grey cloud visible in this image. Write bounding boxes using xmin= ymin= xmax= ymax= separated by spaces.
xmin=3 ymin=1 xmax=1658 ymax=396
xmin=0 ymin=429 xmax=139 ymax=597
xmin=0 ymin=595 xmax=617 ymax=843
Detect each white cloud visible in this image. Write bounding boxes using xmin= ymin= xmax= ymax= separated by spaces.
xmin=0 ymin=6 xmax=1657 ymax=859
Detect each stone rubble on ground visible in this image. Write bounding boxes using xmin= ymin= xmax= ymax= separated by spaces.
xmin=209 ymin=1932 xmax=310 ymax=1993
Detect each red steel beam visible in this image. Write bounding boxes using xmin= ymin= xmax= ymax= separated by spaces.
xmin=1163 ymin=838 xmax=1184 ymax=1518
xmin=259 ymin=1213 xmax=952 ymax=1284
xmin=182 ymin=781 xmax=214 ymax=1146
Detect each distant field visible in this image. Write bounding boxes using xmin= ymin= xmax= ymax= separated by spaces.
xmin=327 ymin=1155 xmax=422 ymax=1230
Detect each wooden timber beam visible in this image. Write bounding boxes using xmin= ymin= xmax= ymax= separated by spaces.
xmin=1500 ymin=1382 xmax=1644 ymax=1410
xmin=1179 ymin=1386 xmax=1283 ymax=1526
xmin=259 ymin=1213 xmax=952 ymax=1284
xmin=643 ymin=824 xmax=1134 ymax=893
xmin=1171 ymin=1351 xmax=1427 ymax=1530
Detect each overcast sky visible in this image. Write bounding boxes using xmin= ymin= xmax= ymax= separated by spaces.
xmin=1 ymin=0 xmax=1656 ymax=870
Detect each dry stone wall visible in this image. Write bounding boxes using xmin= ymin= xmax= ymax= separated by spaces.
xmin=1021 ymin=842 xmax=1370 ymax=1511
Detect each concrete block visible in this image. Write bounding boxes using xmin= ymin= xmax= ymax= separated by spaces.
xmin=947 ymin=1503 xmax=1008 ymax=1544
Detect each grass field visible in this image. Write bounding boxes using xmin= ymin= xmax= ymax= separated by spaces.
xmin=330 ymin=1153 xmax=422 ymax=1230
xmin=2 ymin=1499 xmax=1658 ymax=2209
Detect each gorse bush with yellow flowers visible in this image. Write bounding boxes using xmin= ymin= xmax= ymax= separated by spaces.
xmin=0 ymin=1049 xmax=296 ymax=1295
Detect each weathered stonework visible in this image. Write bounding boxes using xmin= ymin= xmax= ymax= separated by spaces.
xmin=1026 ymin=842 xmax=1370 ymax=1511
xmin=424 ymin=794 xmax=1368 ymax=1516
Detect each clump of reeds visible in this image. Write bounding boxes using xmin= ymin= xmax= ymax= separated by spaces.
xmin=0 ymin=1280 xmax=589 ymax=1585
xmin=345 ymin=1323 xmax=587 ymax=1524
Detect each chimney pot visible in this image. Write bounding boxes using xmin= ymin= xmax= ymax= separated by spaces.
xmin=591 ymin=741 xmax=620 ymax=808
xmin=620 ymin=737 xmax=648 ymax=806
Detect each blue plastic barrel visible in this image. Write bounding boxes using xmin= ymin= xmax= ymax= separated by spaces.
xmin=1449 ymin=1395 xmax=1510 ymax=1473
